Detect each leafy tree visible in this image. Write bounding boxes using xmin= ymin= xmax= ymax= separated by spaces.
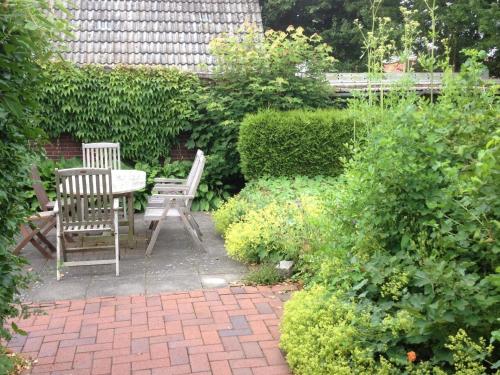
xmin=259 ymin=0 xmax=500 ymax=75
xmin=0 ymin=0 xmax=68 ymax=370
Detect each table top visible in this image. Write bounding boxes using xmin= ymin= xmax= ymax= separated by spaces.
xmin=60 ymin=169 xmax=146 ymax=195
xmin=110 ymin=170 xmax=146 ymax=195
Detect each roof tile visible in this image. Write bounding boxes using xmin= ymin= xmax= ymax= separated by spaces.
xmin=62 ymin=0 xmax=262 ymax=70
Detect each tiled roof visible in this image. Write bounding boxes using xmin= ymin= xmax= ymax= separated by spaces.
xmin=61 ymin=0 xmax=263 ymax=71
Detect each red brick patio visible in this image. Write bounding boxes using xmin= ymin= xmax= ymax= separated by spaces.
xmin=7 ymin=285 xmax=296 ymax=375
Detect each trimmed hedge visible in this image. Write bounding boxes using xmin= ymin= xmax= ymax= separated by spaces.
xmin=238 ymin=109 xmax=361 ymax=180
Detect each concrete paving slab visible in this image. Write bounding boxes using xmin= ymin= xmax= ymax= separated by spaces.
xmin=17 ymin=212 xmax=247 ymax=302
xmin=200 ymin=274 xmax=243 ymax=288
xmin=26 ymin=276 xmax=92 ymax=302
xmin=145 ymin=272 xmax=202 ymax=294
xmin=86 ymin=274 xmax=146 ymax=298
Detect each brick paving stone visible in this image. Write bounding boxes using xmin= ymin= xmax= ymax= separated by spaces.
xmin=7 ymin=287 xmax=293 ymax=374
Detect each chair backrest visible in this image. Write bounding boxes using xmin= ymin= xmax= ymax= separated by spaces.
xmin=31 ymin=165 xmax=51 ymax=211
xmin=185 ymin=150 xmax=204 ymax=187
xmin=55 ymin=168 xmax=114 ymax=228
xmin=186 ymin=154 xmax=206 ymax=209
xmin=82 ymin=142 xmax=121 ymax=170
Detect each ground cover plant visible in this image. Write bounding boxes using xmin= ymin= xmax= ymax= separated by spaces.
xmin=280 ymin=54 xmax=500 ymax=373
xmin=214 ymin=176 xmax=337 ymax=263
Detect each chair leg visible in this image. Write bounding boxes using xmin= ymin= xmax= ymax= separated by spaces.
xmin=61 ymin=233 xmax=68 ymax=262
xmin=186 ymin=213 xmax=202 ymax=239
xmin=145 ymin=219 xmax=163 ymax=256
xmin=115 ymin=212 xmax=120 ymax=276
xmin=179 ymin=211 xmax=205 ymax=251
xmin=30 ymin=236 xmax=53 ymax=259
xmin=56 ymin=219 xmax=62 ymax=281
xmin=35 ymin=232 xmax=56 ymax=253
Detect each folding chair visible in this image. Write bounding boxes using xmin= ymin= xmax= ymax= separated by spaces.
xmin=144 ymin=154 xmax=206 ymax=256
xmin=13 ymin=211 xmax=56 ymax=259
xmin=55 ymin=168 xmax=120 ymax=280
xmin=31 ymin=165 xmax=56 ymax=212
xmin=153 ymin=150 xmax=204 ymax=193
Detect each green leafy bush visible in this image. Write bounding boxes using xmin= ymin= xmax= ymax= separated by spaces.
xmin=214 ymin=176 xmax=335 ymax=263
xmin=281 ymin=56 xmax=500 ymax=372
xmin=210 ymin=24 xmax=335 ymax=114
xmin=238 ymin=109 xmax=363 ymax=179
xmin=213 ymin=176 xmax=336 ymax=235
xmin=0 ymin=0 xmax=68 ymax=367
xmin=38 ymin=63 xmax=202 ymax=163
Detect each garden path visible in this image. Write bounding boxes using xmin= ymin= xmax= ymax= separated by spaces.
xmin=7 ymin=285 xmax=295 ymax=374
xmin=20 ymin=213 xmax=248 ymax=302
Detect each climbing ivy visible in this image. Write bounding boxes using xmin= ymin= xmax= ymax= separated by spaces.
xmin=38 ymin=63 xmax=203 ymax=162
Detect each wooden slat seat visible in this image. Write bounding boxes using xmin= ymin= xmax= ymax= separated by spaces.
xmin=63 ymin=223 xmax=113 ymax=233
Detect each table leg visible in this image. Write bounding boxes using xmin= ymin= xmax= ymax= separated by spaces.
xmin=127 ymin=192 xmax=135 ymax=248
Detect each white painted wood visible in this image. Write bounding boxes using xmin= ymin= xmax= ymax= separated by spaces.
xmin=82 ymin=143 xmax=121 ymax=170
xmin=144 ymin=154 xmax=206 ymax=255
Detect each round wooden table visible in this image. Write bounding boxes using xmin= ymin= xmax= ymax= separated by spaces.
xmin=109 ymin=170 xmax=146 ymax=194
xmin=109 ymin=170 xmax=146 ymax=247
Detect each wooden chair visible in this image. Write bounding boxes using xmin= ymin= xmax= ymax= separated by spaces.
xmin=55 ymin=168 xmax=120 ymax=280
xmin=82 ymin=142 xmax=131 ymax=223
xmin=82 ymin=142 xmax=121 ymax=170
xmin=13 ymin=211 xmax=56 ymax=259
xmin=153 ymin=150 xmax=204 ymax=194
xmin=144 ymin=154 xmax=206 ymax=256
xmin=13 ymin=165 xmax=59 ymax=258
xmin=31 ymin=165 xmax=56 ymax=212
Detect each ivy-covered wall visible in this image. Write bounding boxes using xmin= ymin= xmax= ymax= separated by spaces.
xmin=38 ymin=63 xmax=203 ymax=163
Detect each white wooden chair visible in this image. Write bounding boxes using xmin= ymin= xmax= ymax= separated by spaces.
xmin=55 ymin=168 xmax=120 ymax=280
xmin=153 ymin=150 xmax=204 ymax=194
xmin=82 ymin=142 xmax=131 ymax=223
xmin=82 ymin=142 xmax=121 ymax=170
xmin=144 ymin=154 xmax=206 ymax=256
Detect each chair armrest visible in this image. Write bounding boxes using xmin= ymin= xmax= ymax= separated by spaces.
xmin=27 ymin=210 xmax=55 ymax=221
xmin=153 ymin=184 xmax=189 ymax=193
xmin=45 ymin=201 xmax=56 ymax=210
xmin=155 ymin=193 xmax=195 ymax=200
xmin=154 ymin=178 xmax=185 ymax=184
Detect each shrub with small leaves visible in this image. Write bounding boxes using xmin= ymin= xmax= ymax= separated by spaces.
xmin=238 ymin=108 xmax=365 ymax=180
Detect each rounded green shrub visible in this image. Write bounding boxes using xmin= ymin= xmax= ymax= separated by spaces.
xmin=213 ymin=196 xmax=254 ymax=235
xmin=238 ymin=109 xmax=363 ymax=180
